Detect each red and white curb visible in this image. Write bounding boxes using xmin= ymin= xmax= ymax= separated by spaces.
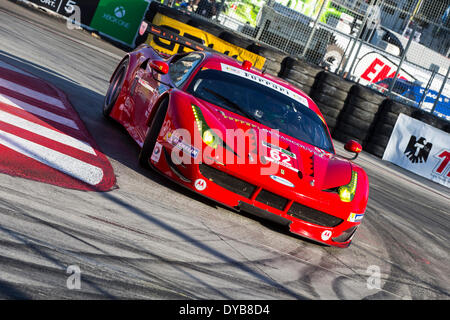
xmin=0 ymin=62 xmax=116 ymax=191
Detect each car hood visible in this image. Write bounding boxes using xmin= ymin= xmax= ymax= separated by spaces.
xmin=194 ymin=99 xmax=352 ymax=191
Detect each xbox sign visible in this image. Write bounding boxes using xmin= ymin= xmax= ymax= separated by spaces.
xmin=100 ymin=5 xmax=130 ymax=29
xmin=90 ymin=0 xmax=150 ymax=46
xmin=114 ymin=6 xmax=125 ymax=18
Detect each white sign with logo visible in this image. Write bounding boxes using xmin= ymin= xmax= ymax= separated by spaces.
xmin=382 ymin=114 xmax=450 ymax=188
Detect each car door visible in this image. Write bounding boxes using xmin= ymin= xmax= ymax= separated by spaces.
xmin=133 ymin=52 xmax=204 ymax=142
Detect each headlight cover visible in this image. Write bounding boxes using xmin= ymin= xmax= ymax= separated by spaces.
xmin=338 ymin=171 xmax=358 ymax=202
xmin=191 ymin=104 xmax=219 ymax=148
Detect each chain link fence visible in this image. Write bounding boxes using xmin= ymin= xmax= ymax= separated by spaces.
xmin=164 ymin=0 xmax=450 ymax=121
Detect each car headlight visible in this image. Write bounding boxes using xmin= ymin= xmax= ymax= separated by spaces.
xmin=338 ymin=171 xmax=358 ymax=202
xmin=203 ymin=130 xmax=215 ymax=145
xmin=191 ymin=104 xmax=219 ymax=149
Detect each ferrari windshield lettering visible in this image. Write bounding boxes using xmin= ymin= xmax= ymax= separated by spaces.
xmin=220 ymin=63 xmax=309 ymax=108
xmin=187 ymin=68 xmax=334 ymax=153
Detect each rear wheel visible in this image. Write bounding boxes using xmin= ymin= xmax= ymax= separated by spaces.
xmin=138 ymin=98 xmax=169 ymax=168
xmin=103 ymin=58 xmax=128 ymax=118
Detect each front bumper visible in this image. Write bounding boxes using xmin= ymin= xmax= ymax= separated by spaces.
xmin=152 ymin=144 xmax=360 ymax=248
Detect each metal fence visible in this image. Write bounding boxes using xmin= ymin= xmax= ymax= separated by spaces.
xmin=164 ymin=0 xmax=450 ymax=121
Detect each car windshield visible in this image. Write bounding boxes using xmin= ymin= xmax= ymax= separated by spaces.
xmin=186 ymin=68 xmax=334 ymax=153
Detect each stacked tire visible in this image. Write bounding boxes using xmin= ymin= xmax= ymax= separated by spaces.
xmin=310 ymin=71 xmax=354 ymax=133
xmin=364 ymin=99 xmax=415 ymax=158
xmin=247 ymin=43 xmax=289 ymax=77
xmin=333 ymin=85 xmax=386 ymax=145
xmin=411 ymin=109 xmax=450 ymax=133
xmin=279 ymin=57 xmax=322 ymax=96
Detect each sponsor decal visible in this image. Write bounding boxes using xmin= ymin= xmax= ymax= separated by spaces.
xmin=347 ymin=213 xmax=364 ymax=223
xmin=220 ymin=63 xmax=309 ymax=107
xmin=269 ymin=175 xmax=295 ymax=187
xmin=151 ymin=142 xmax=162 ymax=163
xmin=321 ymin=230 xmax=332 ymax=241
xmin=164 ymin=132 xmax=199 ymax=159
xmin=262 ymin=141 xmax=296 ymax=159
xmin=194 ymin=178 xmax=207 ymax=191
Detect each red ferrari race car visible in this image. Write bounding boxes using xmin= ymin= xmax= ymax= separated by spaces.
xmin=103 ymin=36 xmax=369 ymax=248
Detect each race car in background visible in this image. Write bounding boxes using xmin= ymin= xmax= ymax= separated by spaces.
xmin=103 ymin=30 xmax=369 ymax=247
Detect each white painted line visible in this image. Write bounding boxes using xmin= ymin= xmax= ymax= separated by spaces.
xmin=0 ymin=61 xmax=37 ymax=78
xmin=0 ymin=94 xmax=78 ymax=129
xmin=0 ymin=129 xmax=104 ymax=186
xmin=0 ymin=110 xmax=95 ymax=155
xmin=0 ymin=78 xmax=66 ymax=109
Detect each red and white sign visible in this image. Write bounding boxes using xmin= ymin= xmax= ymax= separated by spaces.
xmin=383 ymin=114 xmax=450 ymax=188
xmin=353 ymin=52 xmax=416 ymax=86
xmin=0 ymin=62 xmax=116 ymax=191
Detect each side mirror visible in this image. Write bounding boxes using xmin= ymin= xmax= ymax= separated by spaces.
xmin=149 ymin=60 xmax=169 ymax=75
xmin=344 ymin=140 xmax=362 ymax=160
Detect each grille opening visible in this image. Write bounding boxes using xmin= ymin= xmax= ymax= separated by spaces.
xmin=199 ymin=164 xmax=256 ymax=198
xmin=255 ymin=189 xmax=288 ymax=211
xmin=288 ymin=202 xmax=343 ymax=227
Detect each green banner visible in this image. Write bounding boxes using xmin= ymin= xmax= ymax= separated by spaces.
xmin=90 ymin=0 xmax=150 ymax=46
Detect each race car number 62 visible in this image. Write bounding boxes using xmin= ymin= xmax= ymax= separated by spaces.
xmin=270 ymin=149 xmax=291 ymax=166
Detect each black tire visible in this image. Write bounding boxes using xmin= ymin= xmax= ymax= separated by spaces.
xmin=283 ymin=77 xmax=313 ymax=95
xmin=372 ymin=122 xmax=394 ymax=137
xmin=347 ymin=94 xmax=383 ymax=114
xmin=247 ymin=43 xmax=288 ymax=64
xmin=313 ymin=93 xmax=347 ymax=110
xmin=103 ymin=58 xmax=128 ymax=118
xmin=378 ymin=111 xmax=400 ymax=126
xmin=138 ymin=99 xmax=169 ymax=168
xmin=263 ymin=59 xmax=283 ymax=76
xmin=349 ymin=85 xmax=386 ymax=105
xmin=323 ymin=116 xmax=337 ymax=131
xmin=320 ymin=106 xmax=341 ymax=118
xmin=380 ymin=99 xmax=414 ymax=116
xmin=332 ymin=130 xmax=363 ymax=145
xmin=282 ymin=68 xmax=317 ymax=88
xmin=364 ymin=142 xmax=386 ymax=158
xmin=334 ymin=122 xmax=369 ymax=141
xmin=341 ymin=105 xmax=378 ymax=122
xmin=282 ymin=57 xmax=323 ymax=78
xmin=316 ymin=71 xmax=354 ymax=92
xmin=367 ymin=133 xmax=391 ymax=148
xmin=313 ymin=82 xmax=349 ymax=102
xmin=411 ymin=109 xmax=448 ymax=130
xmin=337 ymin=114 xmax=372 ymax=132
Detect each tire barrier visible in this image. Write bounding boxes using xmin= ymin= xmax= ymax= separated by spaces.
xmin=247 ymin=43 xmax=289 ymax=77
xmin=364 ymin=100 xmax=417 ymax=158
xmin=333 ymin=85 xmax=386 ymax=145
xmin=279 ymin=57 xmax=323 ymax=96
xmin=309 ymin=71 xmax=354 ymax=133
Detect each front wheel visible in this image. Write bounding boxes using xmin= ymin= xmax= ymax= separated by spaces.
xmin=103 ymin=58 xmax=128 ymax=118
xmin=138 ymin=99 xmax=169 ymax=168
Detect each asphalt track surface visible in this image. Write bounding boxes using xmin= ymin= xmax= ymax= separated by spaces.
xmin=0 ymin=0 xmax=449 ymax=300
